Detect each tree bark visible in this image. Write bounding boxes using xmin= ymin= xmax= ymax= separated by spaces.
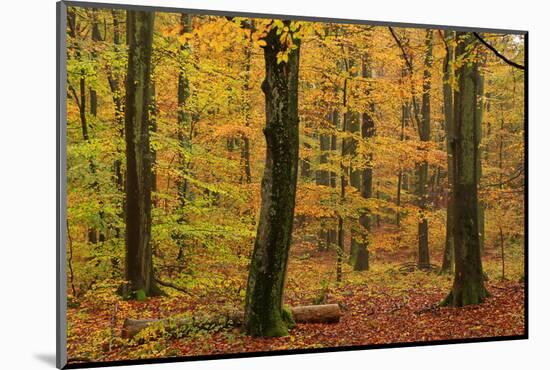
xmin=317 ymin=110 xmax=338 ymax=251
xmin=396 ymin=98 xmax=410 ymax=227
xmin=241 ymin=27 xmax=253 ymax=184
xmin=476 ymin=73 xmax=485 ymax=254
xmin=441 ymin=32 xmax=488 ymax=307
xmin=350 ymin=53 xmax=374 ymax=271
xmin=90 ymin=8 xmax=106 ymax=243
xmin=150 ymin=80 xmax=159 ymax=202
xmin=89 ymin=8 xmax=101 ymax=117
xmin=123 ymin=10 xmax=159 ymax=297
xmin=347 ymin=59 xmax=363 ymax=269
xmin=243 ymin=23 xmax=301 ymax=337
xmin=417 ymin=30 xmax=433 ymax=269
xmin=441 ymin=30 xmax=455 ymax=274
xmin=336 ymin=73 xmax=350 ymax=282
xmin=174 ymin=14 xmax=193 ymax=261
xmin=107 ymin=9 xmax=125 ymax=193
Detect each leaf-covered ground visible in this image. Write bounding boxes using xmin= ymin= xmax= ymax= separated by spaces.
xmin=67 ymin=242 xmax=525 ymax=364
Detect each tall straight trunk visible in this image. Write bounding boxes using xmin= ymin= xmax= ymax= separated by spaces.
xmin=396 ymin=99 xmax=409 ymax=226
xmin=241 ymin=28 xmax=253 ymax=184
xmin=476 ymin=74 xmax=485 ymax=253
xmin=241 ymin=136 xmax=252 ymax=183
xmin=499 ymin=226 xmax=505 ymax=281
xmin=80 ymin=71 xmax=97 ymax=245
xmin=441 ymin=32 xmax=488 ymax=307
xmin=330 ymin=132 xmax=337 ymax=187
xmin=106 ymin=9 xmax=125 ymax=242
xmin=123 ymin=10 xmax=158 ymax=297
xmin=396 ymin=171 xmax=402 ymax=226
xmin=174 ymin=14 xmax=193 ymax=261
xmin=347 ymin=60 xmax=363 ymax=267
xmin=243 ymin=23 xmax=300 ymax=337
xmin=350 ymin=53 xmax=374 ymax=271
xmin=301 ymin=143 xmax=312 ymax=178
xmin=336 ymin=75 xmax=350 ymax=282
xmin=499 ymin=112 xmax=504 ymax=188
xmin=90 ymin=8 xmax=101 ymax=117
xmin=441 ymin=30 xmax=455 ymax=274
xmin=417 ymin=30 xmax=433 ymax=269
xmin=108 ymin=9 xmax=125 ymax=192
xmin=89 ymin=8 xmax=106 ymax=243
xmin=150 ymin=81 xmax=158 ymax=200
xmin=317 ymin=110 xmax=338 ymax=251
xmin=376 ymin=181 xmax=381 ymax=227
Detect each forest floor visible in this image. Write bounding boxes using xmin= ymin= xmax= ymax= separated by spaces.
xmin=66 ymin=241 xmax=525 ymax=364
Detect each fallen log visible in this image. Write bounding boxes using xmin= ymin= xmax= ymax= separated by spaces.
xmin=291 ymin=303 xmax=340 ymax=323
xmin=122 ymin=304 xmax=340 ymax=339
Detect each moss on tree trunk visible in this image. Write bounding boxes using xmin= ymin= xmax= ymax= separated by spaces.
xmin=123 ymin=10 xmax=159 ymax=297
xmin=243 ymin=23 xmax=301 ymax=337
xmin=441 ymin=32 xmax=488 ymax=307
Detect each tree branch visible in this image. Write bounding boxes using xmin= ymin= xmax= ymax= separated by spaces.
xmin=388 ymin=27 xmax=414 ymax=73
xmin=473 ymin=32 xmax=525 ymax=70
xmin=481 ymin=167 xmax=524 ymax=189
xmin=67 ymin=83 xmax=81 ymax=110
xmin=388 ymin=27 xmax=423 ymax=137
xmin=154 ymin=277 xmax=191 ymax=295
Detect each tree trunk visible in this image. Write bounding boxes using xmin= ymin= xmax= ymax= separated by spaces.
xmin=396 ymin=99 xmax=409 ymax=226
xmin=476 ymin=74 xmax=485 ymax=254
xmin=347 ymin=61 xmax=363 ymax=268
xmin=88 ymin=9 xmax=106 ymax=244
xmin=350 ymin=53 xmax=374 ymax=271
xmin=417 ymin=30 xmax=433 ymax=269
xmin=441 ymin=32 xmax=488 ymax=307
xmin=123 ymin=10 xmax=158 ymax=297
xmin=174 ymin=14 xmax=193 ymax=260
xmin=89 ymin=8 xmax=101 ymax=117
xmin=150 ymin=81 xmax=158 ymax=201
xmin=441 ymin=30 xmax=455 ymax=274
xmin=499 ymin=226 xmax=505 ymax=281
xmin=317 ymin=110 xmax=338 ymax=251
xmin=243 ymin=23 xmax=301 ymax=337
xmin=241 ymin=29 xmax=253 ymax=184
xmin=108 ymin=9 xmax=125 ymax=194
xmin=336 ymin=73 xmax=350 ymax=281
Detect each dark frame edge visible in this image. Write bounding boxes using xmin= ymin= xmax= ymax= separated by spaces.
xmin=62 ymin=0 xmax=527 ymax=35
xmin=57 ymin=1 xmax=68 ymax=369
xmin=63 ymin=334 xmax=528 ymax=369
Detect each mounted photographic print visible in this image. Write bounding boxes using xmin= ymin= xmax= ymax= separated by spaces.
xmin=56 ymin=1 xmax=527 ymax=368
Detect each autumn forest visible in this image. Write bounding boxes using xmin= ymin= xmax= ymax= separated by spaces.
xmin=64 ymin=4 xmax=525 ymax=364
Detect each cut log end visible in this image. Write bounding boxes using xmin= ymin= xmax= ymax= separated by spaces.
xmin=291 ymin=304 xmax=340 ymax=324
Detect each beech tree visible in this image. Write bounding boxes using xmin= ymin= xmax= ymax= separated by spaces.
xmin=352 ymin=52 xmax=376 ymax=271
xmin=417 ymin=29 xmax=433 ymax=269
xmin=63 ymin=9 xmax=525 ymax=359
xmin=174 ymin=13 xmax=193 ymax=261
xmin=441 ymin=32 xmax=488 ymax=306
xmin=440 ymin=30 xmax=455 ymax=274
xmin=123 ymin=10 xmax=159 ymax=297
xmin=243 ymin=21 xmax=301 ymax=337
